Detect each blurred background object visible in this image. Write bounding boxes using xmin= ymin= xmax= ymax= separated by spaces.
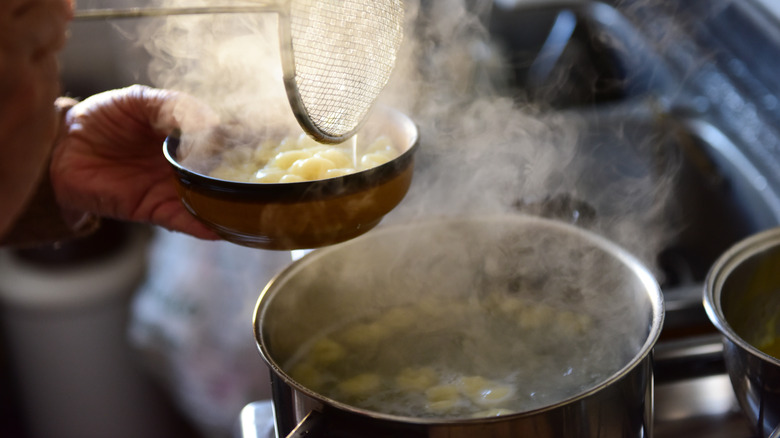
xmin=0 ymin=221 xmax=197 ymax=438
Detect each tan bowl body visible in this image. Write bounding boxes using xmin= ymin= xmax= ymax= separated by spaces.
xmin=172 ymin=165 xmax=414 ymax=249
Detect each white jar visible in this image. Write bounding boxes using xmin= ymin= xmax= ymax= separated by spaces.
xmin=0 ymin=224 xmax=189 ymax=438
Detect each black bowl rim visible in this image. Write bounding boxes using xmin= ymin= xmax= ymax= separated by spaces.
xmin=163 ymin=113 xmax=419 ymax=203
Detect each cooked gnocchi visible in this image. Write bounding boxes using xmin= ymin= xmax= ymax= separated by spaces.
xmin=456 ymin=376 xmax=515 ymax=407
xmin=207 ymin=132 xmax=398 ymax=183
xmin=281 ymin=292 xmax=622 ymax=419
xmin=396 ymin=367 xmax=438 ymax=392
xmin=338 ymin=373 xmax=382 ymax=397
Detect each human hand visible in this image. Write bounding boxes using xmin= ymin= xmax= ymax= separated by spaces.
xmin=51 ymin=85 xmax=221 ymax=240
xmin=0 ymin=0 xmax=72 ymax=232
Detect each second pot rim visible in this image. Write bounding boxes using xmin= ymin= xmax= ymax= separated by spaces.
xmin=704 ymin=225 xmax=780 ymax=367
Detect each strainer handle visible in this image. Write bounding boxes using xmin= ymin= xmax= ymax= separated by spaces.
xmin=770 ymin=424 xmax=780 ymax=438
xmin=73 ymin=5 xmax=278 ymax=21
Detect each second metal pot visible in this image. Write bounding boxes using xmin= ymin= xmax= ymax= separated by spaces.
xmin=704 ymin=226 xmax=780 ymax=438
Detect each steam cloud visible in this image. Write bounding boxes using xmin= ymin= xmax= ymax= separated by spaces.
xmin=136 ymin=0 xmax=686 ymax=278
xmin=127 ymin=0 xmax=680 ymax=424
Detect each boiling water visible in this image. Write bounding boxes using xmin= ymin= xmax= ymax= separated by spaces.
xmin=283 ymin=292 xmax=634 ymax=419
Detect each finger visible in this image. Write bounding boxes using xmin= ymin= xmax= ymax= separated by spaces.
xmin=165 ymin=211 xmax=222 ymax=241
xmin=117 ymin=85 xmax=220 ymax=136
xmin=141 ymin=189 xmax=221 ymax=240
xmin=69 ymin=85 xmax=220 ymax=142
xmin=158 ymin=92 xmax=221 ymax=136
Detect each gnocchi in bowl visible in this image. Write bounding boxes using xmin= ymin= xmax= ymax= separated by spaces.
xmin=208 ymin=132 xmax=399 ymax=183
xmin=163 ymin=106 xmax=419 ymax=250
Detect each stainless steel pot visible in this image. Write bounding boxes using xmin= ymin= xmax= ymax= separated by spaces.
xmin=253 ymin=215 xmax=664 ymax=438
xmin=704 ymin=226 xmax=780 ymax=438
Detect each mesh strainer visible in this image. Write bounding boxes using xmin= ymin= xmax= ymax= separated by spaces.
xmin=75 ymin=0 xmax=405 ymax=143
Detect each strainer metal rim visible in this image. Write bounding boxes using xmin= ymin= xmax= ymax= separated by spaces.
xmin=278 ymin=0 xmax=404 ymax=144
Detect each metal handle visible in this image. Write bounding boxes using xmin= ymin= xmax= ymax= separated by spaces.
xmin=285 ymin=411 xmax=328 ymax=438
xmin=73 ymin=5 xmax=277 ymax=21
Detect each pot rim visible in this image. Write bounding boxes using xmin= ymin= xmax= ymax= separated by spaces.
xmin=253 ymin=214 xmax=665 ymax=424
xmin=704 ymin=225 xmax=780 ymax=366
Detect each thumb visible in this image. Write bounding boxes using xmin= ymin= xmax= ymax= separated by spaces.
xmin=154 ymin=88 xmax=221 ymax=136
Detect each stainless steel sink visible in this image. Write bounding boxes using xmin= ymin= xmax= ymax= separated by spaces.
xmin=486 ymin=0 xmax=780 ymax=281
xmin=487 ymin=0 xmax=675 ymax=107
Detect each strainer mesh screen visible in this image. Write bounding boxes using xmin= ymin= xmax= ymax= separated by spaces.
xmin=289 ymin=0 xmax=404 ymax=140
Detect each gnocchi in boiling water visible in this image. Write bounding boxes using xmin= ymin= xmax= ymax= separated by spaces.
xmin=208 ymin=132 xmax=398 ymax=183
xmin=283 ymin=292 xmax=628 ymax=419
